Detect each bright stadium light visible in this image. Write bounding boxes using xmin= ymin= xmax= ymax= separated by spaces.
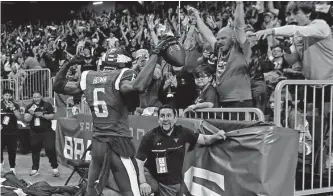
xmin=93 ymin=2 xmax=103 ymax=5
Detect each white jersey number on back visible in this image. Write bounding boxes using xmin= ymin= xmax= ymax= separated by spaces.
xmin=93 ymin=88 xmax=108 ymax=117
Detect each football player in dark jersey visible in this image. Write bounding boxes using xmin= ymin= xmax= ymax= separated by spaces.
xmin=53 ymin=36 xmax=178 ymax=196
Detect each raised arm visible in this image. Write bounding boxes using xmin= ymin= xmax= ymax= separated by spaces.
xmin=67 ymin=21 xmax=73 ymax=35
xmin=120 ymin=37 xmax=178 ymax=94
xmin=53 ymin=57 xmax=84 ymax=95
xmin=183 ymin=25 xmax=196 ymax=49
xmin=120 ymin=54 xmax=159 ymax=94
xmin=189 ymin=7 xmax=217 ymax=49
xmin=127 ymin=14 xmax=132 ymax=32
xmin=267 ymin=1 xmax=280 ymax=16
xmin=147 ymin=15 xmax=159 ymax=46
xmin=234 ymin=2 xmax=247 ymax=45
xmin=134 ymin=23 xmax=144 ymax=43
xmin=120 ymin=22 xmax=129 ymax=46
xmin=256 ymin=19 xmax=331 ymax=40
xmin=275 ymin=20 xmax=330 ymax=38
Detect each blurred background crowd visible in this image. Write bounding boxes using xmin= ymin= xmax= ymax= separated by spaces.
xmin=1 ymin=1 xmax=179 ymax=100
xmin=1 ymin=1 xmax=333 ymax=121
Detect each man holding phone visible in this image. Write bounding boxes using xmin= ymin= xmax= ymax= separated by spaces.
xmin=1 ymin=89 xmax=21 ymax=174
xmin=24 ymin=91 xmax=59 ymax=177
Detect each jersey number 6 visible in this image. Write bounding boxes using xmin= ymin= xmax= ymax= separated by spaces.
xmin=93 ymin=88 xmax=108 ymax=117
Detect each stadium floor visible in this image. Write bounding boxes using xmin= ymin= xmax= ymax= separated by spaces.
xmin=2 ymin=153 xmax=332 ymax=196
xmin=1 ymin=152 xmax=117 ymax=195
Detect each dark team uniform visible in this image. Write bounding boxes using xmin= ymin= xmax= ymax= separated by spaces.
xmin=80 ymin=68 xmax=137 ymax=137
xmin=81 ymin=69 xmax=141 ymax=196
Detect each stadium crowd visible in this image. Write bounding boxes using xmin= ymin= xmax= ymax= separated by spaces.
xmin=1 ymin=1 xmax=179 ymax=100
xmin=180 ymin=1 xmax=333 ymax=119
xmin=2 ymin=1 xmax=332 ymax=118
xmin=0 ymin=1 xmax=332 ymax=127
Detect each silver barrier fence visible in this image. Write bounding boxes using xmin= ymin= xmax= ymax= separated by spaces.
xmin=1 ymin=79 xmax=17 ymax=98
xmin=183 ymin=108 xmax=265 ymax=122
xmin=51 ymin=77 xmax=55 ymax=97
xmin=66 ymin=104 xmax=266 ymax=121
xmin=274 ymin=80 xmax=333 ymax=195
xmin=66 ymin=96 xmax=91 ymax=118
xmin=17 ymin=69 xmax=52 ymax=100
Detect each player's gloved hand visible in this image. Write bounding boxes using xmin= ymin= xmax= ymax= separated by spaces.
xmin=152 ymin=36 xmax=186 ymax=67
xmin=151 ymin=36 xmax=178 ymax=55
xmin=69 ymin=55 xmax=85 ymax=66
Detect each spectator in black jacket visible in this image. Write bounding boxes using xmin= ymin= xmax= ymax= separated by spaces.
xmin=24 ymin=91 xmax=59 ymax=177
xmin=159 ymin=65 xmax=197 ymax=112
xmin=1 ymin=89 xmax=21 ymax=174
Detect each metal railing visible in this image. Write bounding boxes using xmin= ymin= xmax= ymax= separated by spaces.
xmin=16 ymin=69 xmax=52 ymax=100
xmin=66 ymin=96 xmax=91 ymax=118
xmin=183 ymin=108 xmax=265 ymax=122
xmin=274 ymin=80 xmax=333 ymax=195
xmin=0 ymin=79 xmax=17 ymax=98
xmin=51 ymin=76 xmax=55 ymax=97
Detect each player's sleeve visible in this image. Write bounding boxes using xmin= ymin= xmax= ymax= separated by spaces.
xmin=115 ymin=68 xmax=138 ymax=90
xmin=80 ymin=70 xmax=90 ymax=91
xmin=98 ymin=53 xmax=106 ymax=66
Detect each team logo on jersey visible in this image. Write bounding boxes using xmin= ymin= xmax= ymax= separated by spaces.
xmin=173 ymin=138 xmax=179 ymax=143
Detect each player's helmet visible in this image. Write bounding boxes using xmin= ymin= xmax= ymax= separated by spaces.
xmin=100 ymin=48 xmax=132 ymax=71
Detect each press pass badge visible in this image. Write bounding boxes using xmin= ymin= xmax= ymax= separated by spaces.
xmin=3 ymin=116 xmax=10 ymax=125
xmin=156 ymin=157 xmax=168 ymax=174
xmin=34 ymin=117 xmax=40 ymax=126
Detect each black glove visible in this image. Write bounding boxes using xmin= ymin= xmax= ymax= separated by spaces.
xmin=69 ymin=55 xmax=85 ymax=65
xmin=151 ymin=36 xmax=178 ymax=55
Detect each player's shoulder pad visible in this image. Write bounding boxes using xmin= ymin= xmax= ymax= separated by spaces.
xmin=311 ymin=19 xmax=325 ymax=25
xmin=115 ymin=68 xmax=138 ymax=90
xmin=80 ymin=70 xmax=90 ymax=91
xmin=121 ymin=69 xmax=138 ymax=82
xmin=101 ymin=53 xmax=107 ymax=61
